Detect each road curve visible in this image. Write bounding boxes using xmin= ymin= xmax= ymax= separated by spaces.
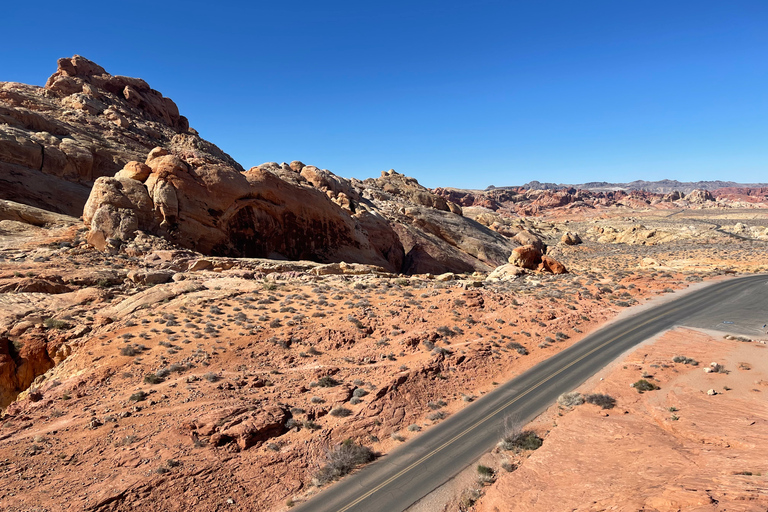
xmin=293 ymin=274 xmax=768 ymax=512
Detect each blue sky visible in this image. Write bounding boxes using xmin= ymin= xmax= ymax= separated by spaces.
xmin=3 ymin=1 xmax=767 ymax=189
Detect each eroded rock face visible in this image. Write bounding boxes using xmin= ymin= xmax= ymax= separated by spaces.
xmin=85 ymin=152 xmax=518 ymax=274
xmin=0 ymin=55 xmax=241 ymax=216
xmin=0 ymin=335 xmax=56 ymax=409
xmin=433 ymin=186 xmax=730 ymax=216
xmin=189 ymin=406 xmax=289 ymax=451
xmin=85 ymin=151 xmax=404 ymax=271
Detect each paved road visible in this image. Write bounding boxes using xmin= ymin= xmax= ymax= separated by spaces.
xmin=294 ymin=274 xmax=768 ymax=512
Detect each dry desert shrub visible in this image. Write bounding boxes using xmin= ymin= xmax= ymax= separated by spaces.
xmin=476 ymin=464 xmax=495 ymax=484
xmin=506 ymin=341 xmax=528 ymax=355
xmin=584 ymin=393 xmax=616 ymax=409
xmin=498 ymin=417 xmax=542 ymax=452
xmin=427 ymin=411 xmax=447 ymax=421
xmin=633 ymin=379 xmax=659 ymax=393
xmin=459 ymin=488 xmax=482 ymax=510
xmin=313 ymin=440 xmax=375 ymax=486
xmin=317 ymin=376 xmax=340 ymax=387
xmin=557 ymin=391 xmax=584 ymax=407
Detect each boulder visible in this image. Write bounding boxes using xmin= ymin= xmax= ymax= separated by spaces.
xmin=508 ymin=245 xmax=542 ymax=269
xmin=560 ymin=231 xmax=582 ymax=245
xmin=115 ymin=161 xmax=152 ymax=182
xmin=127 ymin=270 xmax=175 ymax=285
xmin=486 ymin=263 xmax=526 ymax=281
xmin=513 ymin=231 xmax=545 ymax=251
xmin=192 ymin=406 xmax=288 ymax=451
xmin=539 ymin=255 xmax=568 ymax=274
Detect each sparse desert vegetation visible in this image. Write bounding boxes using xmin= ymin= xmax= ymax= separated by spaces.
xmin=1 ymin=56 xmax=767 ymax=512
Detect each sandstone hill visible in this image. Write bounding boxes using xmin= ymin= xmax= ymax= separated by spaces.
xmin=0 ymin=55 xmax=241 ymax=217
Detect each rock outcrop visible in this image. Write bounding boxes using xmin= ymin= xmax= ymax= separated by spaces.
xmin=0 ymin=55 xmax=240 ymax=216
xmin=84 ymin=154 xmax=517 ymax=274
xmin=84 ymin=151 xmax=404 ymax=271
xmin=686 ymin=189 xmax=715 ymax=203
xmin=357 ymin=171 xmax=513 ymax=274
xmin=188 ymin=406 xmax=289 ymax=451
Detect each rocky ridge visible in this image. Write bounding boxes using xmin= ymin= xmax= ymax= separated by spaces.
xmin=514 ymin=178 xmax=768 ymax=193
xmin=435 ymin=185 xmax=768 ymax=218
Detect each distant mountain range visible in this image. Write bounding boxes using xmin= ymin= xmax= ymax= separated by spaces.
xmin=500 ymin=179 xmax=768 ymax=194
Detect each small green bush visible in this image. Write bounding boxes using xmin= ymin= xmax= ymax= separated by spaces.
xmin=477 ymin=465 xmax=494 ymax=476
xmin=43 ymin=318 xmax=69 ymax=330
xmin=499 ymin=430 xmax=542 ymax=452
xmin=143 ymin=373 xmax=164 ymax=385
xmin=633 ymin=379 xmax=659 ymax=393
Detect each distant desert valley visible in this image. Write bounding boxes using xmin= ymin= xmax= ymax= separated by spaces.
xmin=1 ymin=57 xmax=767 ymax=512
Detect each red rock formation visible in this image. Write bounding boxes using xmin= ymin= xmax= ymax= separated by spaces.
xmin=84 ymin=150 xmax=404 ymax=271
xmin=84 ymin=152 xmax=517 ymax=274
xmin=712 ymin=187 xmax=768 ymax=203
xmin=0 ymin=56 xmax=240 ymax=215
xmin=0 ymin=334 xmax=56 ymax=408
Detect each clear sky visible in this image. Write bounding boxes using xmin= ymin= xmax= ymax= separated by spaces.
xmin=3 ymin=1 xmax=767 ymax=189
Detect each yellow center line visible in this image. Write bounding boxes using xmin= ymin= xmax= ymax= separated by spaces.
xmin=335 ymin=278 xmax=749 ymax=512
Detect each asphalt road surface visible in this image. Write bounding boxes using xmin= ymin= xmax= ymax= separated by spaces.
xmin=294 ymin=274 xmax=768 ymax=512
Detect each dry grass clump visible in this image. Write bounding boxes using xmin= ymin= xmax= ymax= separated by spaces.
xmin=557 ymin=391 xmax=584 ymax=407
